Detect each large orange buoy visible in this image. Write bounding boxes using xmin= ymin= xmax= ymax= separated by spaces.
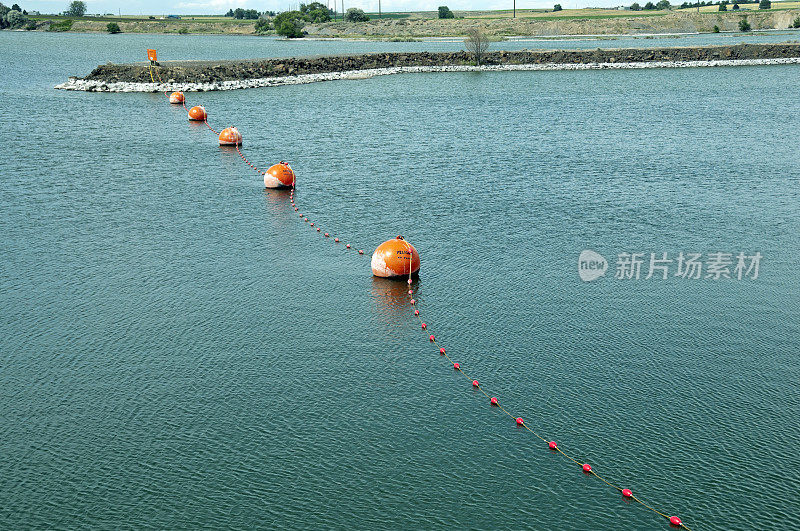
xmin=371 ymin=236 xmax=420 ymax=279
xmin=264 ymin=161 xmax=295 ymax=189
xmin=188 ymin=105 xmax=206 ymax=121
xmin=218 ymin=126 xmax=242 ymax=146
xmin=169 ymin=91 xmax=185 ymax=104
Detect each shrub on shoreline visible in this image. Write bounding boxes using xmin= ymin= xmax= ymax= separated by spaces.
xmin=739 ymin=17 xmax=751 ymax=32
xmin=106 ymin=22 xmax=121 ymax=34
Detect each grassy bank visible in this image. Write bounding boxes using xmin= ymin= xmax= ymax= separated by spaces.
xmin=22 ymin=4 xmax=800 ymax=38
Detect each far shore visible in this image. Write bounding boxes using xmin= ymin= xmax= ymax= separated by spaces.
xmin=16 ymin=7 xmax=800 ymax=39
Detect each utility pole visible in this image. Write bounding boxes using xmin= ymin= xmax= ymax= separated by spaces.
xmin=379 ymin=0 xmax=382 ymax=19
xmin=513 ymin=0 xmax=516 ymax=18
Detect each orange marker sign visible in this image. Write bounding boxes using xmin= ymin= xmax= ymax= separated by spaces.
xmin=147 ymin=49 xmax=157 ymax=62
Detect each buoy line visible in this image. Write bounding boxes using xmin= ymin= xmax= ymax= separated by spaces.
xmin=147 ymin=53 xmax=692 ymax=531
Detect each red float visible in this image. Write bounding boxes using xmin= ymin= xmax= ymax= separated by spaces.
xmin=472 ymin=380 xmax=479 ymax=387
xmin=490 ymin=397 xmax=498 ymax=405
xmin=669 ymin=516 xmax=682 ymax=526
xmin=549 ymin=441 xmax=557 ymax=450
xmin=410 ymin=299 xmax=416 ymax=305
xmin=582 ymin=464 xmax=592 ymax=473
xmin=439 ymin=347 xmax=445 ymax=355
xmin=453 ymin=363 xmax=460 ymax=370
xmin=421 ymin=323 xmax=427 ymax=330
xmin=622 ymin=489 xmax=632 ymax=498
xmin=414 ymin=310 xmax=419 ymax=316
xmin=429 ymin=335 xmax=435 ymax=342
xmin=516 ymin=417 xmax=524 ymax=426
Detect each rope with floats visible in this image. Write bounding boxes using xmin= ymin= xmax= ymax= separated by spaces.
xmin=147 ymin=50 xmax=693 ymax=531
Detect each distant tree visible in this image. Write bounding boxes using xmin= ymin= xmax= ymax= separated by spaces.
xmin=11 ymin=2 xmax=20 ymax=10
xmin=732 ymin=2 xmax=739 ymax=8
xmin=254 ymin=17 xmax=271 ymax=33
xmin=680 ymin=2 xmax=688 ymax=7
xmin=738 ymin=16 xmax=751 ymax=31
xmin=274 ymin=10 xmax=305 ymax=37
xmin=553 ymin=3 xmax=562 ymax=11
xmin=25 ymin=19 xmax=36 ymax=29
xmin=719 ymin=2 xmax=726 ymax=10
xmin=177 ymin=26 xmax=188 ymax=33
xmin=6 ymin=8 xmax=26 ymax=27
xmin=793 ymin=16 xmax=800 ymax=28
xmin=345 ymin=7 xmax=369 ymax=22
xmin=713 ymin=24 xmax=720 ymax=31
xmin=65 ymin=1 xmax=86 ymax=16
xmin=758 ymin=0 xmax=770 ymax=8
xmin=0 ymin=3 xmax=9 ymax=29
xmin=630 ymin=3 xmax=641 ymax=10
xmin=656 ymin=0 xmax=671 ymax=8
xmin=301 ymin=2 xmax=331 ymax=22
xmin=644 ymin=1 xmax=656 ymax=9
xmin=225 ymin=9 xmax=234 ymax=17
xmin=106 ymin=21 xmax=121 ymax=33
xmin=464 ymin=28 xmax=489 ymax=65
xmin=438 ymin=6 xmax=454 ymax=18
xmin=233 ymin=8 xmax=244 ymax=19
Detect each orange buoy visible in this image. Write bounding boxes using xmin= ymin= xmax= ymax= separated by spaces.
xmin=169 ymin=91 xmax=185 ymax=104
xmin=370 ymin=236 xmax=420 ymax=279
xmin=218 ymin=126 xmax=242 ymax=146
xmin=188 ymin=105 xmax=206 ymax=121
xmin=264 ymin=161 xmax=295 ymax=189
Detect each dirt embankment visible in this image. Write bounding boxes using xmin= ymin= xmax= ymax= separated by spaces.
xmin=81 ymin=43 xmax=800 ymax=84
xmin=29 ymin=10 xmax=800 ymax=37
xmin=309 ymin=10 xmax=799 ymax=37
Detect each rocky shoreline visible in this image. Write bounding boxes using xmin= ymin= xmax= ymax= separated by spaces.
xmin=56 ymin=44 xmax=800 ymax=93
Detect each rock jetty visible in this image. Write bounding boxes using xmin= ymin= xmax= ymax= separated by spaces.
xmin=56 ymin=43 xmax=800 ymax=93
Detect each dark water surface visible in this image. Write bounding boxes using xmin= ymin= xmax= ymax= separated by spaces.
xmin=1 ymin=32 xmax=799 ymax=530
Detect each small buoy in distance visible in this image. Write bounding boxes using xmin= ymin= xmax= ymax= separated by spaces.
xmin=439 ymin=347 xmax=445 ymax=355
xmin=371 ymin=236 xmax=420 ymax=279
xmin=516 ymin=417 xmax=524 ymax=426
xmin=472 ymin=380 xmax=479 ymax=387
xmin=549 ymin=441 xmax=557 ymax=450
xmin=453 ymin=363 xmax=460 ymax=370
xmin=346 ymin=244 xmax=351 ymax=249
xmin=169 ymin=91 xmax=184 ymax=104
xmin=218 ymin=127 xmax=242 ymax=146
xmin=669 ymin=516 xmax=682 ymax=527
xmin=414 ymin=310 xmax=419 ymax=316
xmin=410 ymin=299 xmax=416 ymax=305
xmin=490 ymin=397 xmax=498 ymax=406
xmin=334 ymin=238 xmax=340 ymax=243
xmin=429 ymin=335 xmax=435 ymax=342
xmin=421 ymin=323 xmax=427 ymax=330
xmin=582 ymin=464 xmax=592 ymax=473
xmin=188 ymin=105 xmax=206 ymax=121
xmin=358 ymin=250 xmax=364 ymax=255
xmin=264 ymin=161 xmax=295 ymax=189
xmin=622 ymin=489 xmax=632 ymax=498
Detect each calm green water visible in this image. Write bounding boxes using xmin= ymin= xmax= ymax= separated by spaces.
xmin=1 ymin=32 xmax=799 ymax=530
